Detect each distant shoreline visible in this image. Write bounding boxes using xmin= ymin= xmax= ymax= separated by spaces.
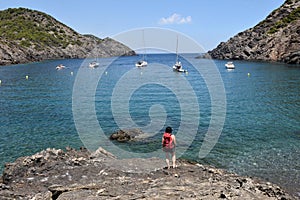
xmin=2 ymin=54 xmax=300 ymax=68
xmin=0 ymin=52 xmax=136 ymax=67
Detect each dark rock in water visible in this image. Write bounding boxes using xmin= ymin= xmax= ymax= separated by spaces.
xmin=207 ymin=0 xmax=300 ymax=64
xmin=109 ymin=128 xmax=145 ymax=142
xmin=0 ymin=147 xmax=296 ymax=200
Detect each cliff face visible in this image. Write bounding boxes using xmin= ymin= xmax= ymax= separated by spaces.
xmin=208 ymin=0 xmax=300 ymax=64
xmin=0 ymin=8 xmax=135 ymax=66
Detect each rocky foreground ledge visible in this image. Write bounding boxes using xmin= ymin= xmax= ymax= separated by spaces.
xmin=0 ymin=147 xmax=295 ymax=200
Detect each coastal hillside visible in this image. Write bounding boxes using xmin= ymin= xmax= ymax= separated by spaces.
xmin=0 ymin=8 xmax=135 ymax=66
xmin=208 ymin=0 xmax=300 ymax=64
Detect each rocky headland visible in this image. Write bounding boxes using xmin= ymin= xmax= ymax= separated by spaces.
xmin=0 ymin=8 xmax=135 ymax=66
xmin=0 ymin=147 xmax=296 ymax=200
xmin=207 ymin=0 xmax=300 ymax=64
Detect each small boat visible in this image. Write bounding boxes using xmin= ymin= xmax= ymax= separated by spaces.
xmin=56 ymin=64 xmax=66 ymax=70
xmin=172 ymin=36 xmax=187 ymax=73
xmin=89 ymin=61 xmax=100 ymax=68
xmin=135 ymin=60 xmax=148 ymax=67
xmin=225 ymin=61 xmax=235 ymax=69
xmin=173 ymin=61 xmax=187 ymax=73
xmin=135 ymin=30 xmax=147 ymax=67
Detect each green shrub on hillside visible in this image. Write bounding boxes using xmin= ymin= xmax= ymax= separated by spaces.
xmin=0 ymin=8 xmax=83 ymax=48
xmin=268 ymin=7 xmax=300 ymax=34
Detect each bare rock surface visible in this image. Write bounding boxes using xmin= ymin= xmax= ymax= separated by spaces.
xmin=0 ymin=147 xmax=296 ymax=200
xmin=207 ymin=0 xmax=300 ymax=64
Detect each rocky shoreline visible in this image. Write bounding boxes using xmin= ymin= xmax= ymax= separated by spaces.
xmin=0 ymin=147 xmax=296 ymax=200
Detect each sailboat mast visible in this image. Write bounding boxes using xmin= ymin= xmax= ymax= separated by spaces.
xmin=176 ymin=35 xmax=179 ymax=63
xmin=142 ymin=30 xmax=146 ymax=60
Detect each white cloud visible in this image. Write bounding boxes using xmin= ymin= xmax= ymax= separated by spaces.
xmin=159 ymin=13 xmax=192 ymax=25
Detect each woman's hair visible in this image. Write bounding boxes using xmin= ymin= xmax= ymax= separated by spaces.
xmin=165 ymin=126 xmax=172 ymax=133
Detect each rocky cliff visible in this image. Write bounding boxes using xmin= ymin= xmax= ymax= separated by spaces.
xmin=0 ymin=147 xmax=296 ymax=199
xmin=0 ymin=8 xmax=135 ymax=66
xmin=208 ymin=0 xmax=300 ymax=64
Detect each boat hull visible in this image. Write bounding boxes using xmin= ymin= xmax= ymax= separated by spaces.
xmin=89 ymin=62 xmax=100 ymax=68
xmin=56 ymin=65 xmax=66 ymax=70
xmin=135 ymin=61 xmax=147 ymax=67
xmin=173 ymin=65 xmax=187 ymax=73
xmin=225 ymin=62 xmax=235 ymax=69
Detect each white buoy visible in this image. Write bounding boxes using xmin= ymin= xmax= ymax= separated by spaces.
xmin=105 ymin=71 xmax=108 ymax=75
xmin=247 ymin=73 xmax=250 ymax=77
xmin=71 ymin=72 xmax=73 ymax=76
xmin=0 ymin=80 xmax=2 ymax=85
xmin=26 ymin=75 xmax=29 ymax=80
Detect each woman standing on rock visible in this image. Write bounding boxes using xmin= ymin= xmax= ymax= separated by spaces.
xmin=162 ymin=126 xmax=176 ymax=169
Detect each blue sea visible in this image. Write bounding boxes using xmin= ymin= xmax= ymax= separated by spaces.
xmin=0 ymin=54 xmax=299 ymax=197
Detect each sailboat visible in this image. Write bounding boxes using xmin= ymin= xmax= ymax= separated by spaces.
xmin=172 ymin=35 xmax=187 ymax=73
xmin=89 ymin=60 xmax=100 ymax=68
xmin=89 ymin=51 xmax=100 ymax=68
xmin=135 ymin=30 xmax=147 ymax=67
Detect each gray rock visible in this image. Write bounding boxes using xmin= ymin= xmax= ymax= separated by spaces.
xmin=0 ymin=147 xmax=296 ymax=200
xmin=207 ymin=0 xmax=300 ymax=64
xmin=109 ymin=128 xmax=145 ymax=142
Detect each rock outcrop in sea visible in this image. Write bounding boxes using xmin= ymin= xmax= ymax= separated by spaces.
xmin=0 ymin=147 xmax=296 ymax=199
xmin=110 ymin=128 xmax=154 ymax=142
xmin=0 ymin=8 xmax=135 ymax=66
xmin=207 ymin=0 xmax=300 ymax=64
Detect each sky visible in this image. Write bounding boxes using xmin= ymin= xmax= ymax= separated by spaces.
xmin=0 ymin=0 xmax=285 ymax=52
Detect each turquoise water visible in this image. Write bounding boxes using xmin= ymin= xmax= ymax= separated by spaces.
xmin=0 ymin=54 xmax=299 ymax=197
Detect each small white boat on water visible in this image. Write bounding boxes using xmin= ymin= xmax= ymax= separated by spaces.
xmin=56 ymin=64 xmax=66 ymax=70
xmin=135 ymin=60 xmax=147 ymax=67
xmin=225 ymin=61 xmax=235 ymax=69
xmin=135 ymin=30 xmax=147 ymax=67
xmin=89 ymin=61 xmax=100 ymax=68
xmin=172 ymin=36 xmax=187 ymax=73
xmin=173 ymin=61 xmax=187 ymax=73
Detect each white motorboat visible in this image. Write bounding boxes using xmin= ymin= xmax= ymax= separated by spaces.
xmin=56 ymin=64 xmax=66 ymax=70
xmin=89 ymin=61 xmax=100 ymax=68
xmin=225 ymin=61 xmax=235 ymax=69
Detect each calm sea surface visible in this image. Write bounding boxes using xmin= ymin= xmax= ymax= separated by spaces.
xmin=0 ymin=54 xmax=299 ymax=197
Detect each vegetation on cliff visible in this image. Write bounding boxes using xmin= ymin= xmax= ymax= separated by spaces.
xmin=267 ymin=6 xmax=300 ymax=34
xmin=0 ymin=8 xmax=82 ymax=49
xmin=208 ymin=0 xmax=300 ymax=64
xmin=0 ymin=8 xmax=135 ymax=66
